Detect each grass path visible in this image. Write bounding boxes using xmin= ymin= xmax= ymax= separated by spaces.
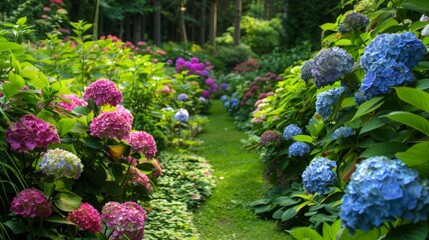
xmin=194 ymin=100 xmax=289 ymax=240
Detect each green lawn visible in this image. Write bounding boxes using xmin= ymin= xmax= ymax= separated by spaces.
xmin=194 ymin=100 xmax=290 ymax=240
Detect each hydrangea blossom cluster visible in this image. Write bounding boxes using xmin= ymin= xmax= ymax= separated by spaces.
xmin=220 ymin=95 xmax=228 ymax=102
xmin=355 ymin=32 xmax=426 ymax=103
xmin=67 ymin=203 xmax=102 ymax=233
xmin=83 ymin=79 xmax=122 ymax=106
xmin=129 ymin=167 xmax=153 ymax=192
xmin=316 ymin=87 xmax=345 ymax=120
xmin=175 ymin=57 xmax=212 ymax=77
xmin=283 ymin=124 xmax=303 ymax=140
xmin=300 ymin=60 xmax=314 ymax=82
xmin=199 ymin=96 xmax=207 ymax=103
xmin=288 ymin=142 xmax=311 ymax=157
xmin=57 ymin=94 xmax=87 ymax=112
xmin=124 ymin=131 xmax=157 ymax=159
xmin=332 ymin=126 xmax=354 ymax=139
xmin=221 ymin=82 xmax=228 ymax=90
xmin=340 ymin=156 xmax=429 ymax=234
xmin=302 ymin=157 xmax=337 ymax=194
xmin=40 ymin=148 xmax=83 ymax=179
xmin=101 ymin=201 xmax=147 ymax=240
xmin=310 ymin=47 xmax=354 ymax=88
xmin=177 ymin=93 xmax=188 ymax=102
xmin=10 ymin=189 xmax=52 ymax=218
xmin=260 ymin=130 xmax=283 ymax=144
xmin=338 ymin=12 xmax=370 ymax=34
xmin=6 ymin=114 xmax=60 ymax=151
xmin=90 ymin=110 xmax=131 ymax=139
xmin=116 ymin=105 xmax=133 ymax=125
xmin=174 ymin=108 xmax=189 ymax=122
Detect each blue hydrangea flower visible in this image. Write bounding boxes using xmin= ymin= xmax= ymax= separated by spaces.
xmin=288 ymin=142 xmax=310 ymax=157
xmin=230 ymin=98 xmax=239 ymax=107
xmin=302 ymin=157 xmax=337 ymax=195
xmin=316 ymin=87 xmax=345 ymax=120
xmin=300 ymin=60 xmax=314 ymax=82
xmin=224 ymin=101 xmax=231 ymax=108
xmin=177 ymin=93 xmax=188 ymax=102
xmin=283 ymin=124 xmax=303 ymax=140
xmin=199 ymin=96 xmax=207 ymax=103
xmin=340 ymin=156 xmax=429 ymax=234
xmin=311 ymin=47 xmax=354 ymax=88
xmin=174 ymin=108 xmax=189 ymax=122
xmin=338 ymin=12 xmax=370 ymax=34
xmin=356 ymin=32 xmax=426 ymax=103
xmin=220 ymin=95 xmax=228 ymax=102
xmin=332 ymin=126 xmax=354 ymax=139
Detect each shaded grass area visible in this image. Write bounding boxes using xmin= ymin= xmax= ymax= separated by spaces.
xmin=194 ymin=100 xmax=289 ymax=240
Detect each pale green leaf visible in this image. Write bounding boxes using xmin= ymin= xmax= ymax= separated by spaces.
xmin=396 ymin=141 xmax=429 ymax=176
xmin=384 ymin=111 xmax=429 ymax=136
xmin=288 ymin=227 xmax=323 ymax=240
xmin=293 ymin=135 xmax=314 ymax=143
xmin=395 ymin=87 xmax=429 ymax=113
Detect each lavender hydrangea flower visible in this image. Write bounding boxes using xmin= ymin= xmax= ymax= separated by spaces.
xmin=199 ymin=96 xmax=207 ymax=103
xmin=40 ymin=148 xmax=83 ymax=179
xmin=302 ymin=157 xmax=337 ymax=195
xmin=83 ymin=79 xmax=122 ymax=106
xmin=340 ymin=156 xmax=429 ymax=234
xmin=174 ymin=108 xmax=189 ymax=122
xmin=300 ymin=60 xmax=314 ymax=82
xmin=421 ymin=14 xmax=429 ymax=22
xmin=356 ymin=32 xmax=426 ymax=103
xmin=221 ymin=82 xmax=228 ymax=90
xmin=316 ymin=87 xmax=345 ymax=121
xmin=288 ymin=142 xmax=310 ymax=157
xmin=338 ymin=12 xmax=370 ymax=34
xmin=332 ymin=126 xmax=354 ymax=139
xmin=177 ymin=93 xmax=188 ymax=102
xmin=283 ymin=124 xmax=302 ymax=140
xmin=311 ymin=47 xmax=354 ymax=88
xmin=260 ymin=130 xmax=283 ymax=144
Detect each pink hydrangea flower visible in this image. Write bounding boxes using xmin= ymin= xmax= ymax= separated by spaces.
xmin=124 ymin=131 xmax=157 ymax=159
xmin=67 ymin=203 xmax=102 ymax=233
xmin=129 ymin=167 xmax=153 ymax=192
xmin=150 ymin=159 xmax=163 ymax=178
xmin=101 ymin=201 xmax=147 ymax=240
xmin=57 ymin=94 xmax=87 ymax=112
xmin=89 ymin=111 xmax=131 ymax=139
xmin=116 ymin=105 xmax=133 ymax=125
xmin=10 ymin=189 xmax=52 ymax=218
xmin=6 ymin=114 xmax=60 ymax=151
xmin=83 ymin=79 xmax=123 ymax=106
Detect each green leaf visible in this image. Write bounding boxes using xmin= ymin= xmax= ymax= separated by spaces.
xmin=53 ymin=192 xmax=82 ymax=212
xmin=341 ymin=227 xmax=383 ymax=240
xmin=400 ymin=0 xmax=429 ymax=11
xmin=0 ymin=42 xmax=22 ymax=52
xmin=322 ymin=220 xmax=342 ymax=240
xmin=281 ymin=206 xmax=298 ymax=221
xmin=341 ymin=97 xmax=355 ymax=109
xmin=360 ymin=142 xmax=407 ymax=159
xmin=73 ymin=106 xmax=92 ymax=115
xmin=373 ymin=18 xmax=399 ymax=35
xmin=306 ymin=117 xmax=325 ymax=139
xmin=288 ymin=227 xmax=323 ymax=240
xmin=384 ymin=111 xmax=429 ymax=136
xmin=293 ymin=134 xmax=314 ymax=143
xmin=320 ymin=23 xmax=338 ymax=31
xmin=416 ymin=79 xmax=429 ymax=90
xmin=352 ymin=97 xmax=384 ymax=121
xmin=254 ymin=204 xmax=274 ymax=214
xmin=3 ymin=219 xmax=29 ymax=234
xmin=383 ymin=222 xmax=429 ymax=240
xmin=57 ymin=118 xmax=76 ymax=136
xmin=395 ymin=87 xmax=429 ymax=113
xmin=272 ymin=197 xmax=300 ymax=207
xmin=360 ymin=117 xmax=385 ymax=134
xmin=396 ymin=142 xmax=429 ymax=176
xmin=45 ymin=216 xmax=75 ymax=225
xmin=3 ymin=72 xmax=25 ymax=98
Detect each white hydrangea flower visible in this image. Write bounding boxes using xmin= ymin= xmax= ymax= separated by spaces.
xmin=40 ymin=148 xmax=83 ymax=179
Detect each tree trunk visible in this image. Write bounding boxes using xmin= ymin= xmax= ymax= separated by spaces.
xmin=209 ymin=0 xmax=217 ymax=47
xmin=178 ymin=0 xmax=188 ymax=43
xmin=154 ymin=0 xmax=161 ymax=46
xmin=233 ymin=0 xmax=242 ymax=46
xmin=133 ymin=14 xmax=142 ymax=43
xmin=199 ymin=0 xmax=207 ymax=46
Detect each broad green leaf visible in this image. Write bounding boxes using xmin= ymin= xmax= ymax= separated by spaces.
xmin=341 ymin=227 xmax=383 ymax=240
xmin=320 ymin=23 xmax=338 ymax=31
xmin=352 ymin=97 xmax=384 ymax=121
xmin=396 ymin=141 xmax=429 ymax=176
xmin=3 ymin=219 xmax=28 ymax=234
xmin=272 ymin=197 xmax=300 ymax=207
xmin=360 ymin=117 xmax=385 ymax=134
xmin=22 ymin=70 xmax=49 ymax=88
xmin=400 ymin=0 xmax=429 ymax=11
xmin=0 ymin=42 xmax=22 ymax=52
xmin=281 ymin=206 xmax=298 ymax=221
xmin=3 ymin=72 xmax=25 ymax=98
xmin=323 ymin=219 xmax=342 ymax=240
xmin=306 ymin=117 xmax=325 ymax=139
xmin=53 ymin=192 xmax=82 ymax=212
xmin=383 ymin=222 xmax=429 ymax=240
xmin=72 ymin=106 xmax=91 ymax=115
xmin=293 ymin=134 xmax=314 ymax=143
xmin=416 ymin=79 xmax=429 ymax=90
xmin=360 ymin=142 xmax=407 ymax=159
xmin=57 ymin=118 xmax=76 ymax=136
xmin=288 ymin=227 xmax=323 ymax=240
xmin=373 ymin=18 xmax=399 ymax=35
xmin=45 ymin=216 xmax=75 ymax=225
xmin=395 ymin=87 xmax=429 ymax=113
xmin=272 ymin=207 xmax=286 ymax=219
xmin=384 ymin=111 xmax=429 ymax=136
xmin=341 ymin=97 xmax=355 ymax=109
xmin=254 ymin=204 xmax=274 ymax=214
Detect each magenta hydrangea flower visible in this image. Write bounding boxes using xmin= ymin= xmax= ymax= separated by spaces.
xmin=83 ymin=79 xmax=123 ymax=106
xmin=57 ymin=94 xmax=87 ymax=112
xmin=201 ymin=90 xmax=210 ymax=99
xmin=116 ymin=105 xmax=133 ymax=125
xmin=6 ymin=114 xmax=60 ymax=151
xmin=101 ymin=201 xmax=148 ymax=240
xmin=90 ymin=111 xmax=131 ymax=139
xmin=124 ymin=131 xmax=157 ymax=159
xmin=205 ymin=78 xmax=214 ymax=85
xmin=129 ymin=167 xmax=153 ymax=192
xmin=67 ymin=203 xmax=102 ymax=233
xmin=10 ymin=188 xmax=52 ymax=218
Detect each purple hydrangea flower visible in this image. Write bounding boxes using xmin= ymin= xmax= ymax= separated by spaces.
xmin=199 ymin=96 xmax=207 ymax=103
xmin=260 ymin=130 xmax=283 ymax=144
xmin=288 ymin=142 xmax=311 ymax=157
xmin=221 ymin=82 xmax=228 ymax=90
xmin=83 ymin=79 xmax=122 ymax=106
xmin=129 ymin=166 xmax=153 ymax=192
xmin=177 ymin=93 xmax=188 ymax=102
xmin=201 ymin=90 xmax=210 ymax=99
xmin=283 ymin=124 xmax=303 ymax=140
xmin=205 ymin=78 xmax=214 ymax=85
xmin=302 ymin=157 xmax=337 ymax=195
xmin=300 ymin=60 xmax=314 ymax=83
xmin=338 ymin=12 xmax=370 ymax=34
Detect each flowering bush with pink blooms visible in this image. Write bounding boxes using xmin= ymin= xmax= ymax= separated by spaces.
xmin=67 ymin=203 xmax=102 ymax=233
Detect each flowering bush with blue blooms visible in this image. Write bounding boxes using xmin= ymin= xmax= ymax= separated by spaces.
xmin=332 ymin=126 xmax=354 ymax=139
xmin=300 ymin=60 xmax=314 ymax=83
xmin=340 ymin=156 xmax=429 ymax=234
xmin=338 ymin=12 xmax=370 ymax=34
xmin=302 ymin=157 xmax=337 ymax=195
xmin=311 ymin=47 xmax=354 ymax=88
xmin=355 ymin=32 xmax=426 ymax=103
xmin=288 ymin=142 xmax=310 ymax=157
xmin=283 ymin=124 xmax=303 ymax=140
xmin=174 ymin=108 xmax=189 ymax=122
xmin=316 ymin=87 xmax=345 ymax=120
